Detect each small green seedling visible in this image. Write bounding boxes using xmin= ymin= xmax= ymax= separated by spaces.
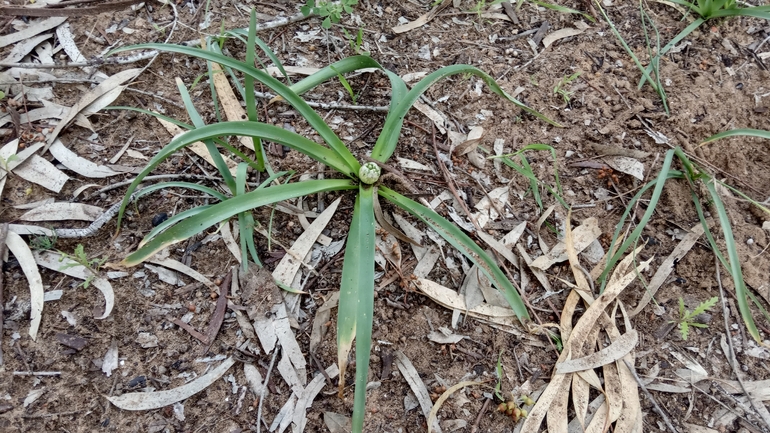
xmin=342 ymin=27 xmax=368 ymax=55
xmin=30 ymin=232 xmax=57 ymax=251
xmin=672 ymin=296 xmax=718 ymax=340
xmin=301 ymin=0 xmax=358 ymax=29
xmin=59 ymin=244 xmax=107 ymax=289
xmin=553 ymin=72 xmax=581 ymax=103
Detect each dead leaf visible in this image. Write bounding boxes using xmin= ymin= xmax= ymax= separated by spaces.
xmin=273 ymin=197 xmax=341 ymax=287
xmin=542 ymin=26 xmax=587 ymax=49
xmin=0 ymin=17 xmax=67 ymax=49
xmin=395 ymin=350 xmax=442 ymax=433
xmin=107 ymin=357 xmax=235 ymax=410
xmin=392 ymin=0 xmax=450 ymax=33
xmin=45 ymin=68 xmax=142 ymax=149
xmin=5 ymin=231 xmax=44 ymax=340
xmin=324 ymin=412 xmax=352 ymax=433
xmin=604 ymin=156 xmax=644 ymax=181
xmin=102 ymin=341 xmax=119 ymax=377
xmin=20 ymin=202 xmax=103 ymax=222
xmin=531 ymin=217 xmax=602 ymax=270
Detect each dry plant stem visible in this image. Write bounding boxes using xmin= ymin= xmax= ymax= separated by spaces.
xmin=715 ymin=255 xmax=770 ymax=430
xmin=0 ymin=223 xmax=7 ymax=366
xmin=691 ymin=383 xmax=760 ymax=428
xmin=257 ymin=346 xmax=280 ymax=433
xmin=623 ymin=359 xmax=680 ymax=433
xmin=430 ymin=125 xmax=483 ymax=232
xmin=470 ymin=397 xmax=492 ymax=433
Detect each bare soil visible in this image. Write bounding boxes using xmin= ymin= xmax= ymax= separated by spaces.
xmin=2 ymin=1 xmax=770 ymax=432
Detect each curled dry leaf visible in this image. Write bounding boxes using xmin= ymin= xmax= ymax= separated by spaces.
xmin=107 ymin=357 xmax=235 ymax=410
xmin=604 ymin=156 xmax=645 ymax=181
xmin=49 ymin=140 xmax=121 ymax=178
xmin=5 ymin=231 xmax=44 ymax=340
xmin=33 ymin=250 xmax=114 ymax=319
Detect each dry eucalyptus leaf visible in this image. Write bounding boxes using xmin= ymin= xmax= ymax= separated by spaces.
xmin=107 ymin=357 xmax=235 ymax=410
xmin=20 ymin=202 xmax=103 ymax=222
xmin=5 ymin=231 xmax=44 ymax=340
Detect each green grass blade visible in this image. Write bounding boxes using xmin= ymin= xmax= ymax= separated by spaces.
xmin=135 ymin=181 xmax=228 ymax=202
xmin=286 ymin=55 xmax=390 ymax=96
xmin=371 ymin=65 xmax=560 ymax=162
xmin=700 ymin=128 xmax=770 ymax=145
xmin=378 ymin=186 xmax=531 ymax=323
xmin=598 ymin=150 xmax=678 ymax=291
xmin=115 ymin=121 xmax=354 ymax=232
xmin=245 ymin=10 xmax=266 ymax=172
xmin=141 ymin=206 xmax=213 ymax=247
xmin=175 ymin=77 xmax=237 ymax=193
xmin=596 ymin=1 xmax=671 ymax=114
xmin=527 ymin=0 xmax=595 ymax=22
xmin=712 ymin=7 xmax=770 ymax=19
xmin=123 ymin=179 xmax=356 ymax=265
xmin=330 ymin=66 xmax=357 ymax=104
xmin=637 ymin=18 xmax=704 ymax=91
xmin=226 ymin=25 xmax=294 ymax=84
xmin=108 ymin=43 xmax=359 ymax=175
xmin=704 ymin=181 xmax=759 ymax=341
xmin=337 ymin=185 xmax=376 ymax=432
xmin=236 ymin=162 xmax=261 ymax=268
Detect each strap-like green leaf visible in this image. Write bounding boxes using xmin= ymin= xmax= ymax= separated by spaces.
xmin=123 ymin=179 xmax=356 ymax=265
xmin=371 ymin=65 xmax=560 ymax=162
xmin=378 ymin=186 xmax=531 ymax=323
xmin=108 ymin=43 xmax=359 ymax=174
xmin=337 ymin=185 xmax=376 ymax=432
xmin=116 ymin=121 xmax=353 ymax=231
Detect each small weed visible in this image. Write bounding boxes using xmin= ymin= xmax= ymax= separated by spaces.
xmin=342 ymin=27 xmax=368 ymax=55
xmin=301 ymin=0 xmax=359 ymax=29
xmin=59 ymin=244 xmax=107 ymax=289
xmin=553 ymin=72 xmax=581 ymax=103
xmin=671 ymin=296 xmax=718 ymax=340
xmin=30 ymin=233 xmax=57 ymax=251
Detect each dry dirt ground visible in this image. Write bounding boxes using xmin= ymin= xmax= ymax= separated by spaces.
xmin=2 ymin=0 xmax=770 ymax=432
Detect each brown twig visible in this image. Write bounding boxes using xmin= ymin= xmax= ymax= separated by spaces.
xmin=470 ymin=397 xmax=492 ymax=433
xmin=623 ymin=359 xmax=680 ymax=433
xmin=201 ymin=269 xmax=233 ymax=354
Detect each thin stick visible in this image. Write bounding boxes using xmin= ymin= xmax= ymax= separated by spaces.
xmin=623 ymin=359 xmax=680 ymax=433
xmin=430 ymin=124 xmax=483 ymax=232
xmin=257 ymin=346 xmax=280 ymax=433
xmin=0 ymin=13 xmax=312 ymax=69
xmin=470 ymin=397 xmax=492 ymax=433
xmin=715 ymin=255 xmax=770 ymax=430
xmin=0 ymin=223 xmax=8 ymax=366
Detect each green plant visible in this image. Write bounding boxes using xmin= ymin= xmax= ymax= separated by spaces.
xmin=59 ymin=244 xmax=107 ymax=289
xmin=301 ymin=0 xmax=359 ymax=29
xmin=596 ymin=146 xmax=764 ymax=344
xmin=671 ymin=296 xmax=718 ymax=340
xmin=30 ymin=232 xmax=57 ymax=251
xmin=108 ymin=9 xmax=559 ymax=431
xmin=517 ymin=0 xmax=595 ymax=22
xmin=596 ymin=1 xmax=669 ymax=114
xmin=489 ymin=144 xmax=566 ymax=211
xmin=342 ymin=27 xmax=368 ymax=56
xmin=553 ymin=72 xmax=581 ymax=103
xmin=635 ymin=0 xmax=770 ymax=93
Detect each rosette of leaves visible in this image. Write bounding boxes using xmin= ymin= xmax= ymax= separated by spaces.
xmin=109 ymin=11 xmax=558 ymax=432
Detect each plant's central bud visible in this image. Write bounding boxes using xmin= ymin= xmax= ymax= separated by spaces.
xmin=359 ymin=162 xmax=381 ymax=184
